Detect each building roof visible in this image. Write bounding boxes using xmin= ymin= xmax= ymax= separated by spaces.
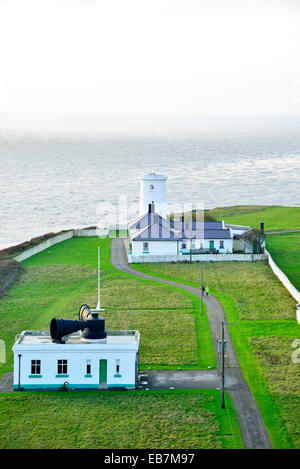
xmin=13 ymin=330 xmax=140 ymax=349
xmin=188 ymin=229 xmax=231 ymax=240
xmin=170 ymin=220 xmax=224 ymax=231
xmin=131 ymin=218 xmax=231 ymax=241
xmin=129 ymin=213 xmax=232 ymax=241
xmin=139 ymin=172 xmax=168 ymax=181
xmin=131 ymin=217 xmax=181 ymax=241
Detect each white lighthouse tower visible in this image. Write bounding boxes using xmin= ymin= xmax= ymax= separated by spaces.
xmin=139 ymin=173 xmax=168 ymax=218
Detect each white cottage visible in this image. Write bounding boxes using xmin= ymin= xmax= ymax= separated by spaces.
xmin=128 ymin=203 xmax=234 ymax=259
xmin=127 ymin=173 xmax=267 ymax=262
xmin=13 ymin=305 xmax=140 ymax=391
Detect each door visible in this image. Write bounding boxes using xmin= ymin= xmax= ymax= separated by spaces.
xmin=209 ymin=240 xmax=214 ymax=251
xmin=99 ymin=359 xmax=107 ymax=384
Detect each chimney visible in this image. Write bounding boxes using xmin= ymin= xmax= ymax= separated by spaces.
xmin=260 ymin=222 xmax=264 ymax=233
xmin=148 ymin=202 xmax=155 ymax=214
xmin=181 ymin=215 xmax=184 ymax=233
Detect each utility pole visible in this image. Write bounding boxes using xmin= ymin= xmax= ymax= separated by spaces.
xmin=200 ymin=263 xmax=204 ymax=316
xmin=221 ymin=321 xmax=225 ymax=409
xmin=212 ymin=320 xmax=235 ymax=408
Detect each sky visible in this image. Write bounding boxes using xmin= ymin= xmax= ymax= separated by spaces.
xmin=0 ymin=0 xmax=300 ymax=131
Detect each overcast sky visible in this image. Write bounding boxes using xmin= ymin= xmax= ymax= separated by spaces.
xmin=0 ymin=0 xmax=300 ymax=130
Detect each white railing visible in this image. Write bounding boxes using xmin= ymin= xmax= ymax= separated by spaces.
xmin=265 ymin=250 xmax=300 ymax=304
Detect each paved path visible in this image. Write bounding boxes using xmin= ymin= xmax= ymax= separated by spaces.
xmin=0 ymin=373 xmax=13 ymax=393
xmin=111 ymin=238 xmax=272 ymax=449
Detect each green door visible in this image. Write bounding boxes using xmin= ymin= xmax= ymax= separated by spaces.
xmin=209 ymin=240 xmax=214 ymax=251
xmin=99 ymin=359 xmax=107 ymax=384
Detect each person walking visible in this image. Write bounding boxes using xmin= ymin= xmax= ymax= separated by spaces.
xmin=201 ymin=285 xmax=205 ymax=296
xmin=205 ymin=285 xmax=209 ymax=296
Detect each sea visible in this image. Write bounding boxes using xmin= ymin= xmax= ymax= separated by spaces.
xmin=0 ymin=117 xmax=300 ymax=250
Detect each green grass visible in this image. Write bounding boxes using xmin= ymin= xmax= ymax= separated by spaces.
xmin=208 ymin=205 xmax=300 ymax=232
xmin=132 ymin=261 xmax=300 ymax=449
xmin=133 ymin=261 xmax=296 ymax=320
xmin=0 ymin=237 xmax=216 ymax=378
xmin=267 ymin=232 xmax=300 ymax=291
xmin=0 ymin=237 xmax=244 ymax=450
xmin=0 ymin=389 xmax=243 ymax=449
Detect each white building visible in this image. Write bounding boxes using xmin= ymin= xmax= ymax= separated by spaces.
xmin=13 ymin=306 xmax=140 ymax=391
xmin=126 ymin=173 xmax=267 ymax=262
xmin=139 ymin=173 xmax=168 ymax=219
xmin=129 ymin=208 xmax=233 ymax=258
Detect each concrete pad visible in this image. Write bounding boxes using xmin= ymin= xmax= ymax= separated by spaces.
xmin=146 ymin=369 xmax=220 ymax=390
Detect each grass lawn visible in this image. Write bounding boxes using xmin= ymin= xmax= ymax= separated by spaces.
xmin=266 ymin=232 xmax=300 ymax=291
xmin=0 ymin=237 xmax=244 ymax=450
xmin=132 ymin=261 xmax=300 ymax=449
xmin=0 ymin=237 xmax=216 ymax=378
xmin=208 ymin=205 xmax=300 ymax=232
xmin=0 ymin=389 xmax=243 ymax=449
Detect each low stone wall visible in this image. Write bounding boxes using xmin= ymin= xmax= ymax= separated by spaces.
xmin=73 ymin=228 xmax=98 ymax=237
xmin=266 ymin=249 xmax=300 ymax=304
xmin=129 ymin=253 xmax=267 ymax=263
xmin=13 ymin=231 xmax=74 ymax=262
xmin=12 ymin=228 xmax=105 ymax=262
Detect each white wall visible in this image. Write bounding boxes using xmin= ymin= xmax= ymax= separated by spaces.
xmin=13 ymin=231 xmax=74 ymax=262
xmin=132 ymin=240 xmax=178 ymax=256
xmin=139 ymin=176 xmax=167 ymax=218
xmin=129 ymin=253 xmax=267 ymax=263
xmin=74 ymin=228 xmax=98 ymax=237
xmin=13 ymin=228 xmax=99 ymax=262
xmin=180 ymin=238 xmax=233 ymax=252
xmin=266 ymin=250 xmax=300 ymax=304
xmin=13 ymin=349 xmax=137 ymax=389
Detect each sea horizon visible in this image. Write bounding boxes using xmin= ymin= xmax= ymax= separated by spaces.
xmin=1 ymin=115 xmax=299 ymax=250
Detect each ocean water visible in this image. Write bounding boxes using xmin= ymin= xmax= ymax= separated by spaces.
xmin=0 ymin=119 xmax=300 ymax=250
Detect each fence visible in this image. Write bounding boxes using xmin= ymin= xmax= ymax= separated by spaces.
xmin=0 ymin=263 xmax=21 ymax=296
xmin=265 ymin=249 xmax=300 ymax=304
xmin=128 ymin=253 xmax=267 ymax=263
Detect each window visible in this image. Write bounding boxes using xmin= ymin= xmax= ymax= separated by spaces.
xmin=220 ymin=240 xmax=224 ymax=249
xmin=57 ymin=360 xmax=67 ymax=375
xmin=182 ymin=242 xmax=186 ymax=249
xmin=86 ymin=360 xmax=91 ymax=375
xmin=116 ymin=359 xmax=120 ymax=374
xmin=143 ymin=242 xmax=149 ymax=252
xmin=31 ymin=360 xmax=41 ymax=375
xmin=150 ymin=184 xmax=155 ymax=191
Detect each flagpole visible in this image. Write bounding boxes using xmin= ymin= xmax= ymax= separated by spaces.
xmin=97 ymin=246 xmax=100 ymax=310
